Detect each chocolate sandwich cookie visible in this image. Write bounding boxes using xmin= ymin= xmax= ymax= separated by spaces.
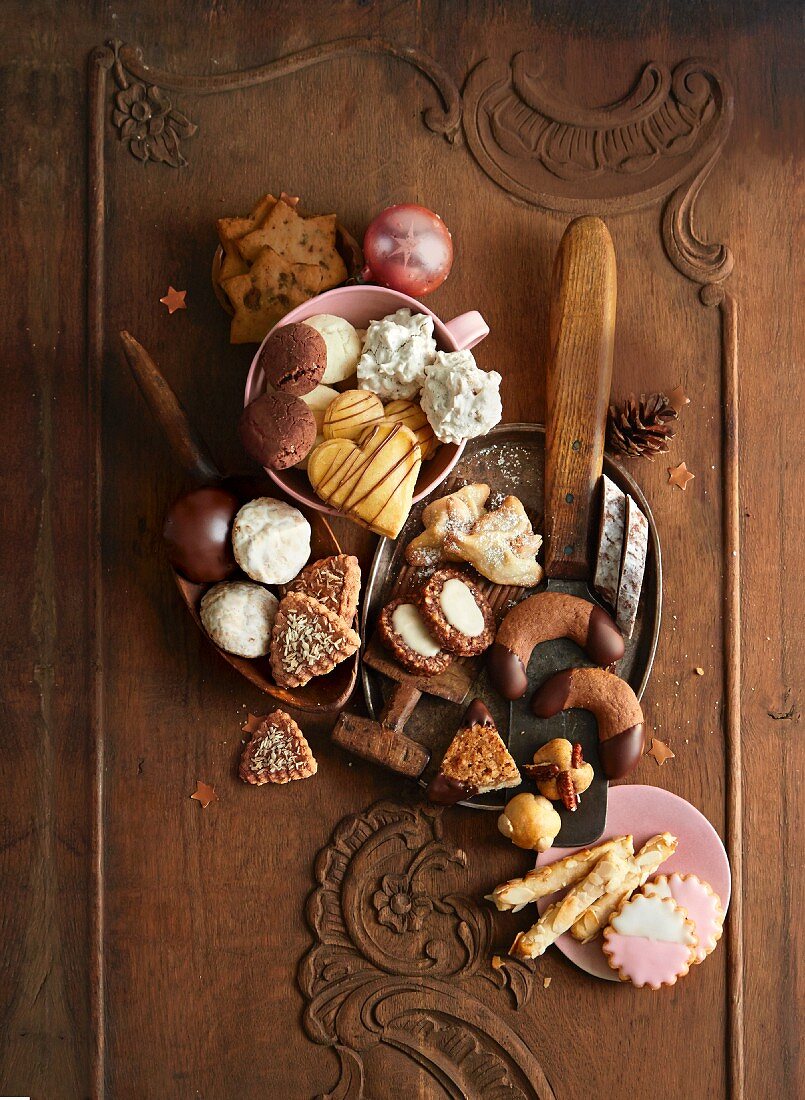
xmin=418 ymin=567 xmax=495 ymax=657
xmin=377 ymin=596 xmax=451 ymax=677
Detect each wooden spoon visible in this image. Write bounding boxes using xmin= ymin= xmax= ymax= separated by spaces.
xmin=119 ymin=330 xmax=359 ymax=713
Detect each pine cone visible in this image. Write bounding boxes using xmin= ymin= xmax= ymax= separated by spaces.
xmin=607 ymin=393 xmax=678 ymax=458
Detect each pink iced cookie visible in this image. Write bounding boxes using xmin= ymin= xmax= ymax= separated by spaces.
xmin=642 ymin=873 xmax=724 ymax=964
xmin=602 ymin=892 xmax=697 ymax=989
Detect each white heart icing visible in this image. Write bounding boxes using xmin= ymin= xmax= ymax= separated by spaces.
xmin=610 ymin=893 xmax=695 ymax=944
xmin=392 ymin=603 xmax=441 ymax=657
xmin=439 ymin=578 xmax=485 ymax=636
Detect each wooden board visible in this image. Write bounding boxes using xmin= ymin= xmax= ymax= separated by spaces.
xmin=1 ymin=4 xmax=802 ymax=1099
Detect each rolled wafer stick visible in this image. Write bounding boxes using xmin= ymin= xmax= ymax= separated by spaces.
xmin=485 ymin=835 xmax=633 ymax=912
xmin=571 ymin=832 xmax=678 ymax=943
xmin=510 ymin=849 xmax=632 ymax=960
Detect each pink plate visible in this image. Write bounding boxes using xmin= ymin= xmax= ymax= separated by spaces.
xmin=243 ymin=284 xmax=489 ymax=515
xmin=535 ymin=785 xmax=731 ymax=981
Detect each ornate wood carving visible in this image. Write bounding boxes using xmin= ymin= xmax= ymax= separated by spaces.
xmin=88 ymin=37 xmax=743 ymax=1097
xmin=298 ymin=800 xmax=554 ymax=1099
xmin=462 ymin=54 xmax=732 ymax=215
xmin=96 ymin=40 xmax=197 ymax=166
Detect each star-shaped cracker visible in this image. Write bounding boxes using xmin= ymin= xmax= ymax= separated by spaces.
xmin=668 ymin=461 xmax=695 ymax=490
xmin=159 ymin=286 xmax=187 ymax=314
xmin=667 ymin=384 xmax=690 ymax=413
xmin=190 ymin=780 xmax=219 ymax=808
xmin=647 ymin=738 xmax=675 ymax=766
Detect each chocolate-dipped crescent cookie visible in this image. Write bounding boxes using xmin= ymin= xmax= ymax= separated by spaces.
xmin=487 ymin=592 xmax=624 ymax=700
xmin=530 ymin=666 xmax=644 ymax=780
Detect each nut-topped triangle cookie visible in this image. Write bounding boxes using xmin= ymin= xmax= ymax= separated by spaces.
xmin=270 ymin=591 xmax=361 ymax=688
xmin=307 ymin=420 xmax=421 ymax=538
xmin=286 ymin=554 xmax=361 ymax=624
xmin=427 ymin=699 xmax=520 ymax=805
xmin=239 ymin=709 xmax=317 ymax=785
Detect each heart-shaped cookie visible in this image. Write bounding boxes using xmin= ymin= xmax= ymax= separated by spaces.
xmin=322 ymin=389 xmax=384 ymax=440
xmin=307 ymin=421 xmax=421 ymax=538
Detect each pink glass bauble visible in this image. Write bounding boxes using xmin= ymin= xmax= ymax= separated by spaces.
xmin=362 ymin=204 xmax=453 ymax=296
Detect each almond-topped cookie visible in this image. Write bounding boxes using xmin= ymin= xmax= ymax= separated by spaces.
xmin=377 ymin=596 xmax=452 ymax=677
xmin=239 ymin=710 xmax=317 ymax=785
xmin=419 ymin=567 xmax=495 ymax=656
xmin=270 ymin=591 xmax=361 ymax=688
xmin=287 ymin=554 xmax=361 ymax=623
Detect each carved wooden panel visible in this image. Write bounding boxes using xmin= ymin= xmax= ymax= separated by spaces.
xmin=82 ymin=21 xmax=750 ymax=1100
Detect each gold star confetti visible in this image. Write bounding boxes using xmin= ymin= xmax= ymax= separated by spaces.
xmin=491 ymin=955 xmax=503 ymax=970
xmin=190 ymin=780 xmax=219 ymax=808
xmin=668 ymin=461 xmax=695 ymax=490
xmin=279 ymin=192 xmax=300 ymax=207
xmin=543 ymin=976 xmax=552 ymax=989
xmin=667 ymin=384 xmax=690 ymax=413
xmin=160 ymin=286 xmax=187 ymax=314
xmin=242 ymin=713 xmax=266 ymax=734
xmin=647 ymin=738 xmax=675 ymax=766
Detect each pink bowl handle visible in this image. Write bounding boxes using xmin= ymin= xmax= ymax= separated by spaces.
xmin=443 ymin=310 xmax=489 ymax=350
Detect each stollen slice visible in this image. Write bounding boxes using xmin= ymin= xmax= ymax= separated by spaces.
xmin=286 ymin=554 xmax=361 ymax=624
xmin=239 ymin=709 xmax=317 ymax=785
xmin=270 ymin=591 xmax=361 ymax=689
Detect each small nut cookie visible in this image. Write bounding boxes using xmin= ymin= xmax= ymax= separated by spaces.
xmin=378 ymin=596 xmax=451 ymax=677
xmin=200 ymin=581 xmax=279 ymax=658
xmin=419 ymin=567 xmax=494 ymax=656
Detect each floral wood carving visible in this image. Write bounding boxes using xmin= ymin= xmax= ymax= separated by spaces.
xmin=101 ymin=40 xmax=197 ymax=167
xmin=298 ymin=800 xmax=554 ymax=1100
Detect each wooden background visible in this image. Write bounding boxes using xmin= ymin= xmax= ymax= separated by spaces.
xmin=1 ymin=1 xmax=802 ymax=1097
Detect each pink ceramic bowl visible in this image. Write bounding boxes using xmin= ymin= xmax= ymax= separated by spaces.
xmin=243 ymin=285 xmax=489 ymax=516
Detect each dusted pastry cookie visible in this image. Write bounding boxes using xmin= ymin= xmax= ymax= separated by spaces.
xmin=419 ymin=567 xmax=495 ymax=656
xmin=356 ymin=309 xmax=436 ymax=399
xmin=239 ymin=710 xmax=317 ymax=785
xmin=427 ymin=699 xmax=520 ymax=804
xmin=232 ymin=497 xmax=311 ymax=585
xmin=420 ymin=350 xmax=502 ymax=444
xmin=602 ymin=892 xmax=698 ymax=989
xmin=270 ymin=591 xmax=360 ymax=688
xmin=303 ymin=314 xmax=362 ymax=384
xmin=239 ymin=391 xmax=317 ymax=470
xmin=287 ymin=554 xmax=361 ymax=623
xmin=642 ymin=874 xmax=724 ymax=963
xmin=200 ymin=581 xmax=279 ymax=658
xmin=377 ymin=596 xmax=452 ymax=677
xmin=406 ymin=483 xmax=491 ymax=568
xmin=257 ymin=321 xmax=326 ymax=395
xmin=444 ymin=496 xmax=543 ymax=587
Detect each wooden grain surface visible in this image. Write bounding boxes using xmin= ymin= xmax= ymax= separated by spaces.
xmin=1 ymin=2 xmax=802 ymax=1097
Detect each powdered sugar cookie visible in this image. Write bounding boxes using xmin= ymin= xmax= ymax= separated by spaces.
xmin=602 ymin=892 xmax=697 ymax=989
xmin=642 ymin=873 xmax=724 ymax=963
